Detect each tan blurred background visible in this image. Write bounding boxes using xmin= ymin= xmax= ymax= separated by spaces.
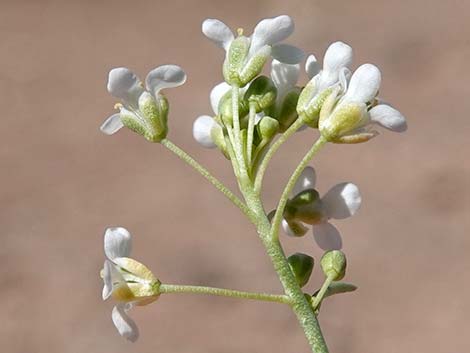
xmin=1 ymin=0 xmax=469 ymax=352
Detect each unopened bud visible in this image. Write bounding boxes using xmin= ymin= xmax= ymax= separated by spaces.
xmin=320 ymin=250 xmax=347 ymax=281
xmin=276 ymin=89 xmax=300 ymax=132
xmin=258 ymin=116 xmax=279 ymax=140
xmin=288 ymin=189 xmax=325 ymax=225
xmin=288 ymin=253 xmax=314 ymax=288
xmin=244 ymin=76 xmax=277 ymax=112
xmin=218 ymin=92 xmax=249 ymax=127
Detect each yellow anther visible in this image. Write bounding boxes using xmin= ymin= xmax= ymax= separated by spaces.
xmin=114 ymin=103 xmax=123 ymax=110
xmin=237 ymin=27 xmax=244 ymax=36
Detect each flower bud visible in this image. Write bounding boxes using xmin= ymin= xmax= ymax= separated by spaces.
xmin=320 ymin=250 xmax=346 ymax=281
xmin=244 ymin=76 xmax=277 ymax=112
xmin=258 ymin=116 xmax=279 ymax=140
xmin=210 ymin=123 xmax=230 ymax=159
xmin=276 ymin=88 xmax=300 ymax=132
xmin=217 ymin=91 xmax=249 ymax=127
xmin=137 ymin=92 xmax=169 ymax=142
xmin=288 ymin=252 xmax=314 ymax=288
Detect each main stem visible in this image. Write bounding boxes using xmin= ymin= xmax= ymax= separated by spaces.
xmin=243 ymin=194 xmax=329 ymax=353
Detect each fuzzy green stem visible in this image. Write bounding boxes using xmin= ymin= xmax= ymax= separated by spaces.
xmin=246 ymin=102 xmax=257 ymax=168
xmin=311 ymin=276 xmax=334 ymax=309
xmin=159 ymin=284 xmax=291 ymax=304
xmin=161 ymin=139 xmax=253 ymax=221
xmin=230 ymin=84 xmax=249 ymax=185
xmin=254 ymin=118 xmax=306 ymax=194
xmin=270 ymin=136 xmax=327 ymax=240
xmin=243 ymin=194 xmax=329 ymax=353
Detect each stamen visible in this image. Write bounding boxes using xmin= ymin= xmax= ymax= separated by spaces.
xmin=237 ymin=28 xmax=244 ymax=36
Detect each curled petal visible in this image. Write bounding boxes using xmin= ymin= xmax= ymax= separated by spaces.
xmin=100 ymin=113 xmax=124 ymax=135
xmin=104 ymin=227 xmax=132 ymax=260
xmin=322 ymin=183 xmax=361 ymax=219
xmin=193 ymin=115 xmax=217 ymax=148
xmin=292 ymin=166 xmax=316 ymax=196
xmin=145 ymin=65 xmax=186 ymax=96
xmin=112 ymin=303 xmax=139 ymax=342
xmin=210 ymin=82 xmax=231 ymax=114
xmin=313 ymin=222 xmax=342 ymax=250
xmin=249 ymin=15 xmax=294 ymax=56
xmin=369 ymin=104 xmax=407 ymax=132
xmin=202 ymin=19 xmax=234 ymax=51
xmin=271 ymin=60 xmax=300 ymax=93
xmin=107 ymin=68 xmax=144 ymax=106
xmin=323 ymin=41 xmax=353 ymax=74
xmin=271 ymin=44 xmax=304 ymax=64
xmin=305 ymin=54 xmax=320 ymax=79
xmin=102 ymin=260 xmax=113 ymax=300
xmin=345 ymin=64 xmax=381 ymax=104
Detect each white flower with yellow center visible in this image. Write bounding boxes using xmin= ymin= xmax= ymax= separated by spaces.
xmin=101 ymin=227 xmax=160 ymax=342
xmin=100 ymin=65 xmax=186 ymax=142
xmin=282 ymin=167 xmax=361 ymax=250
xmin=202 ymin=15 xmax=304 ymax=86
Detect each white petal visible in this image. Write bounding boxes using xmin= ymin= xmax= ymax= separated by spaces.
xmin=145 ymin=65 xmax=186 ymax=95
xmin=345 ymin=64 xmax=381 ymax=104
xmin=313 ymin=222 xmax=342 ymax=250
xmin=202 ymin=19 xmax=234 ymax=51
xmin=102 ymin=260 xmax=126 ymax=300
xmin=249 ymin=15 xmax=294 ymax=56
xmin=112 ymin=304 xmax=139 ymax=342
xmin=322 ymin=183 xmax=361 ymax=219
xmin=282 ymin=218 xmax=309 ymax=237
xmin=100 ymin=113 xmax=124 ymax=135
xmin=323 ymin=41 xmax=353 ymax=74
xmin=210 ymin=82 xmax=231 ymax=114
xmin=193 ymin=115 xmax=217 ymax=148
xmin=305 ymin=54 xmax=320 ymax=79
xmin=104 ymin=227 xmax=132 ymax=260
xmin=369 ymin=104 xmax=407 ymax=132
xmin=254 ymin=112 xmax=263 ymax=125
xmin=107 ymin=68 xmax=144 ymax=105
xmin=102 ymin=260 xmax=113 ymax=300
xmin=271 ymin=60 xmax=300 ymax=93
xmin=292 ymin=166 xmax=316 ymax=196
xmin=271 ymin=44 xmax=304 ymax=64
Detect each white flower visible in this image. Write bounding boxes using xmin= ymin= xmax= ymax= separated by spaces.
xmin=271 ymin=59 xmax=300 ymax=107
xmin=282 ymin=167 xmax=361 ymax=250
xmin=319 ymin=63 xmax=407 ymax=143
xmin=100 ymin=65 xmax=186 ymax=142
xmin=203 ymin=16 xmax=303 ymax=86
xmin=297 ymin=42 xmax=353 ymax=126
xmin=101 ymin=227 xmax=160 ymax=342
xmin=203 ymin=15 xmax=303 ymax=64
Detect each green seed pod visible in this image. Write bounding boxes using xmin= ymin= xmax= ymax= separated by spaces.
xmin=244 ymin=76 xmax=277 ymax=112
xmin=320 ymin=250 xmax=347 ymax=281
xmin=258 ymin=116 xmax=279 ymax=140
xmin=288 ymin=253 xmax=314 ymax=288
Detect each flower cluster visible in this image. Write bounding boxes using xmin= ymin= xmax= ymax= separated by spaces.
xmin=97 ymin=14 xmax=408 ymax=348
xmin=101 ymin=227 xmax=160 ymax=341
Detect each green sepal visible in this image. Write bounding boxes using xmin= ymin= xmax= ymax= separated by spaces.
xmin=287 ymin=253 xmax=314 ymax=288
xmin=288 ymin=189 xmax=325 ymax=225
xmin=258 ymin=116 xmax=279 ymax=140
xmin=223 ymin=36 xmax=250 ymax=86
xmin=239 ymin=45 xmax=271 ymax=86
xmin=299 ymin=88 xmax=333 ymax=128
xmin=119 ymin=108 xmax=148 ymax=139
xmin=218 ymin=91 xmax=249 ymax=127
xmin=312 ymin=282 xmax=357 ymax=299
xmin=138 ymin=92 xmax=169 ymax=142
